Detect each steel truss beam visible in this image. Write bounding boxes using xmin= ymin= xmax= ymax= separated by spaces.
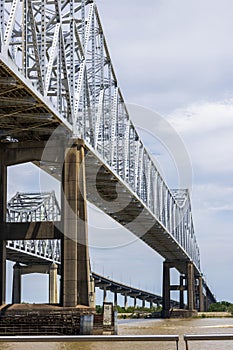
xmin=0 ymin=0 xmax=200 ymax=271
xmin=6 ymin=191 xmax=61 ymax=262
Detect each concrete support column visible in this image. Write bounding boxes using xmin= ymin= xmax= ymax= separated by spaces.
xmin=49 ymin=263 xmax=58 ymax=304
xmin=204 ymin=294 xmax=208 ymax=311
xmin=198 ymin=276 xmax=204 ymax=312
xmin=0 ymin=160 xmax=7 ymax=305
xmin=150 ymin=301 xmax=153 ymax=309
xmin=114 ymin=291 xmax=117 ymax=308
xmin=61 ymin=141 xmax=90 ymax=307
xmin=12 ymin=262 xmax=21 ymax=303
xmin=103 ymin=287 xmax=107 ymax=303
xmin=76 ymin=144 xmax=90 ymax=306
xmin=124 ymin=293 xmax=128 ymax=309
xmin=89 ymin=277 xmax=96 ymax=308
xmin=142 ymin=298 xmax=145 ymax=308
xmin=162 ymin=261 xmax=170 ymax=318
xmin=134 ymin=296 xmax=137 ymax=308
xmin=187 ymin=262 xmax=195 ymax=311
xmin=179 ymin=275 xmax=185 ymax=309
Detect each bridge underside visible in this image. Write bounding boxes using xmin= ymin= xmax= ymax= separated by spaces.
xmin=0 ymin=56 xmax=70 ymax=143
xmin=0 ymin=54 xmax=216 ymax=317
xmin=0 ymin=56 xmax=197 ymax=273
xmin=0 ymin=56 xmax=197 ymax=276
xmin=85 ymin=151 xmax=192 ymax=275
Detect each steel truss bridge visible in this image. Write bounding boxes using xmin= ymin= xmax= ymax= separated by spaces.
xmin=6 ymin=191 xmax=180 ymax=308
xmin=0 ymin=0 xmax=216 ymax=313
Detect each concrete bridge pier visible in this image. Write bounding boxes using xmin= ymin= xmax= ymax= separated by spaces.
xmin=89 ymin=276 xmax=96 ymax=308
xmin=12 ymin=262 xmax=59 ymax=304
xmin=198 ymin=276 xmax=205 ymax=312
xmin=114 ymin=291 xmax=117 ymax=307
xmin=124 ymin=293 xmax=128 ymax=309
xmin=0 ymin=140 xmax=92 ymax=310
xmin=204 ymin=294 xmax=208 ymax=311
xmin=103 ymin=287 xmax=107 ymax=303
xmin=162 ymin=260 xmax=171 ymax=318
xmin=61 ymin=140 xmax=90 ymax=307
xmin=179 ymin=275 xmax=185 ymax=309
xmin=49 ymin=263 xmax=58 ymax=304
xmin=142 ymin=297 xmax=146 ymax=308
xmin=12 ymin=263 xmax=21 ymax=304
xmin=162 ymin=260 xmax=198 ymax=317
xmin=187 ymin=262 xmax=195 ymax=311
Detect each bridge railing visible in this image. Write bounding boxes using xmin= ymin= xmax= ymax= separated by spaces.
xmin=184 ymin=334 xmax=233 ymax=350
xmin=0 ymin=335 xmax=179 ymax=350
xmin=1 ymin=0 xmax=200 ymax=268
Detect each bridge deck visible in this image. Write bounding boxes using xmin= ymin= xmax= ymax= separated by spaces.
xmin=0 ymin=58 xmax=195 ymax=275
xmin=0 ymin=0 xmax=215 ymax=304
xmin=85 ymin=151 xmax=193 ymax=275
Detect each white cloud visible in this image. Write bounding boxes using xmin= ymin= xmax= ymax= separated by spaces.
xmin=167 ymin=99 xmax=233 ymax=301
xmin=168 ymin=100 xmax=233 ymax=134
xmin=168 ymin=100 xmax=233 ymax=179
xmin=96 ymin=0 xmax=233 ymax=113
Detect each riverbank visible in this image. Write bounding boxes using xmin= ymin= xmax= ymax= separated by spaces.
xmin=197 ymin=311 xmax=233 ymax=318
xmin=117 ymin=311 xmax=233 ymax=319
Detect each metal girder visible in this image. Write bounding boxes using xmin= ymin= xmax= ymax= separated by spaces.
xmin=0 ymin=0 xmax=201 ymax=273
xmin=5 ymin=190 xmax=215 ymax=303
xmin=6 ymin=191 xmax=61 ymax=263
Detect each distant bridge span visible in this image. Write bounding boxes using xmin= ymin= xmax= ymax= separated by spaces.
xmin=5 ymin=192 xmax=215 ymax=313
xmin=5 ymin=192 xmax=179 ymax=308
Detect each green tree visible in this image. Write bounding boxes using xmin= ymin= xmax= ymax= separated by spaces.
xmin=208 ymin=301 xmax=231 ymax=312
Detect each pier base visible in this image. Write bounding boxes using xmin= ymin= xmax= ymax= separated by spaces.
xmin=0 ymin=304 xmax=95 ymax=335
xmin=169 ymin=308 xmax=198 ymax=318
xmin=0 ymin=303 xmax=118 ymax=336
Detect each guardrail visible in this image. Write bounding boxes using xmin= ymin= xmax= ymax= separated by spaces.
xmin=0 ymin=335 xmax=179 ymax=349
xmin=184 ymin=334 xmax=233 ymax=350
xmin=2 ymin=333 xmax=233 ymax=349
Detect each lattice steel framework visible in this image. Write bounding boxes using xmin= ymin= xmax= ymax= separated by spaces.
xmin=0 ymin=0 xmax=200 ymax=269
xmin=6 ymin=192 xmax=61 ymax=262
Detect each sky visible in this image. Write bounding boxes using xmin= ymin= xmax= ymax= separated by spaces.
xmin=6 ymin=0 xmax=233 ymax=304
xmin=93 ymin=0 xmax=233 ymax=303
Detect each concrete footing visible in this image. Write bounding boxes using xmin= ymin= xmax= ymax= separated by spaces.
xmin=0 ymin=304 xmax=95 ymax=335
xmin=0 ymin=303 xmax=117 ymax=336
xmin=169 ymin=308 xmax=198 ymax=318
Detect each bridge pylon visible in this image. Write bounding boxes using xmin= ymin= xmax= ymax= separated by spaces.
xmin=162 ymin=260 xmax=206 ymax=318
xmin=12 ymin=262 xmax=58 ymax=304
xmin=61 ymin=139 xmax=91 ymax=307
xmin=0 ymin=140 xmax=92 ymax=309
xmin=0 ymin=139 xmax=96 ymax=334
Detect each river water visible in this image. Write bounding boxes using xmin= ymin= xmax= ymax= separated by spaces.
xmin=1 ymin=317 xmax=233 ymax=350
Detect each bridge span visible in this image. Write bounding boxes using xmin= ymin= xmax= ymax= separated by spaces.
xmin=5 ymin=191 xmax=215 ymax=314
xmin=5 ymin=192 xmax=179 ymax=309
xmin=0 ymin=0 xmax=216 ymax=325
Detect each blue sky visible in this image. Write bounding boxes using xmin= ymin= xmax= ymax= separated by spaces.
xmin=6 ymin=0 xmax=233 ymax=304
